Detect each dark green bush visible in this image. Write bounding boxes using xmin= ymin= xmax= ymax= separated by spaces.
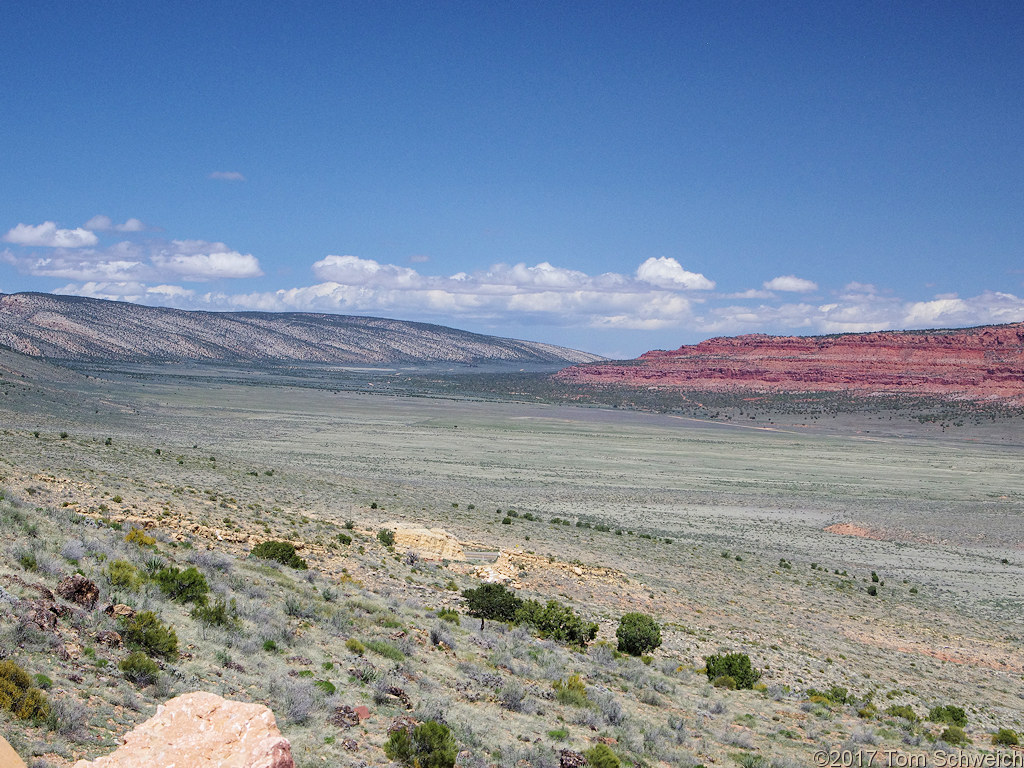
xmin=155 ymin=565 xmax=210 ymax=604
xmin=941 ymin=725 xmax=970 ymax=746
xmin=515 ymin=599 xmax=598 ymax=647
xmin=616 ymin=612 xmax=662 ymax=656
xmin=119 ymin=652 xmax=160 ymax=686
xmin=0 ymin=660 xmax=50 ymax=722
xmin=928 ymin=705 xmax=967 ymax=727
xmin=251 ymin=540 xmax=307 ymax=569
xmin=120 ymin=610 xmax=179 ymax=660
xmin=993 ymin=728 xmax=1019 ymax=746
xmin=704 ymin=653 xmax=761 ymax=689
xmin=384 ymin=720 xmax=457 ymax=768
xmin=377 ymin=529 xmax=395 ymax=547
xmin=337 ymin=533 xmax=352 ymax=545
xmin=462 ymin=583 xmax=523 ymax=623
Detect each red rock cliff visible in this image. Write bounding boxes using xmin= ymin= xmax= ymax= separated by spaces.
xmin=556 ymin=323 xmax=1024 ymax=401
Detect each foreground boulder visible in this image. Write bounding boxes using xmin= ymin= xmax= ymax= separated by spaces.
xmin=71 ymin=691 xmax=293 ymax=768
xmin=0 ymin=733 xmax=27 ymax=768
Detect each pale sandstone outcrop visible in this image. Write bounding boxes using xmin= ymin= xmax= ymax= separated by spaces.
xmin=71 ymin=692 xmax=293 ymax=768
xmin=388 ymin=523 xmax=465 ymax=561
xmin=0 ymin=733 xmax=27 ymax=768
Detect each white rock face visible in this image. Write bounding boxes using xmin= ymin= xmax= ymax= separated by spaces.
xmin=71 ymin=692 xmax=294 ymax=768
xmin=389 ymin=523 xmax=466 ymax=561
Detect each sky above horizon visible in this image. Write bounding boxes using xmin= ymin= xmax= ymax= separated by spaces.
xmin=2 ymin=1 xmax=1023 ymax=358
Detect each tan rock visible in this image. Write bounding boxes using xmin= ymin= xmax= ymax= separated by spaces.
xmin=0 ymin=733 xmax=27 ymax=768
xmin=71 ymin=691 xmax=293 ymax=768
xmin=387 ymin=523 xmax=465 ymax=561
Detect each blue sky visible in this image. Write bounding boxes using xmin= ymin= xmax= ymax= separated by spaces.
xmin=2 ymin=1 xmax=1022 ymax=358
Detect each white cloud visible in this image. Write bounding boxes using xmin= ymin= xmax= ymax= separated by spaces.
xmin=3 ymin=234 xmax=261 ymax=283
xmin=85 ymin=215 xmax=147 ymax=232
xmin=150 ymin=240 xmax=263 ymax=280
xmin=312 ymin=254 xmax=420 ymax=287
xmin=3 ymin=221 xmax=98 ymax=248
xmin=636 ymin=257 xmax=715 ymax=290
xmin=208 ymin=171 xmax=246 ymax=181
xmin=763 ymin=275 xmax=818 ymax=293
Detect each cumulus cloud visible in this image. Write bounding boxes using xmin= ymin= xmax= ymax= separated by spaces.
xmin=208 ymin=171 xmax=246 ymax=181
xmin=636 ymin=257 xmax=715 ymax=290
xmin=85 ymin=215 xmax=147 ymax=232
xmin=312 ymin=254 xmax=420 ymax=287
xmin=151 ymin=240 xmax=263 ymax=280
xmin=763 ymin=275 xmax=818 ymax=293
xmin=3 ymin=221 xmax=98 ymax=248
xmin=3 ymin=234 xmax=261 ymax=283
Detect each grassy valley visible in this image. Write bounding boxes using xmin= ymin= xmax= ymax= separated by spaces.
xmin=1 ymin=362 xmax=1023 ymax=767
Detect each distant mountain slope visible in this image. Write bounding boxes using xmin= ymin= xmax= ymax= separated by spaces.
xmin=0 ymin=293 xmax=603 ymax=366
xmin=556 ymin=324 xmax=1024 ymax=402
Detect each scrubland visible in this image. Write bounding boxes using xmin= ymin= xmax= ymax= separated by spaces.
xmin=1 ymin=366 xmax=1023 ymax=767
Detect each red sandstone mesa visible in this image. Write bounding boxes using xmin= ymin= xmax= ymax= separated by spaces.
xmin=556 ymin=323 xmax=1024 ymax=402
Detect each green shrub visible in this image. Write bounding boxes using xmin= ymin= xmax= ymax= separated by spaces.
xmin=337 ymin=533 xmax=352 ymax=545
xmin=583 ymin=743 xmax=621 ymax=768
xmin=515 ymin=598 xmax=598 ymax=647
xmin=807 ymin=686 xmax=849 ymax=706
xmin=251 ymin=540 xmax=307 ymax=569
xmin=119 ymin=652 xmax=160 ymax=686
xmin=377 ymin=529 xmax=396 ymax=547
xmin=364 ymin=639 xmax=404 ymax=661
xmin=885 ymin=704 xmax=918 ymax=722
xmin=928 ymin=705 xmax=967 ymax=727
xmin=941 ymin=726 xmax=970 ymax=746
xmin=314 ymin=679 xmax=336 ymax=695
xmin=191 ymin=596 xmax=240 ymax=628
xmin=437 ymin=608 xmax=460 ymax=625
xmin=553 ymin=674 xmax=589 ymax=706
xmin=263 ymin=640 xmax=278 ymax=652
xmin=345 ymin=637 xmax=365 ymax=655
xmin=17 ymin=551 xmax=37 ymax=571
xmin=107 ymin=559 xmax=142 ymax=592
xmin=155 ymin=566 xmax=210 ymax=604
xmin=33 ymin=673 xmax=53 ymax=690
xmin=547 ymin=728 xmax=569 ymax=740
xmin=866 ymin=585 xmax=878 ymax=596
xmin=462 ymin=583 xmax=523 ymax=623
xmin=616 ymin=612 xmax=662 ymax=656
xmin=704 ymin=653 xmax=761 ymax=689
xmin=993 ymin=728 xmax=1019 ymax=746
xmin=120 ymin=610 xmax=179 ymax=660
xmin=0 ymin=660 xmax=50 ymax=721
xmin=384 ymin=720 xmax=457 ymax=768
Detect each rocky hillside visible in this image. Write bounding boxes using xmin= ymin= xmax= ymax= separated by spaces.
xmin=0 ymin=292 xmax=602 ymax=366
xmin=556 ymin=323 xmax=1024 ymax=402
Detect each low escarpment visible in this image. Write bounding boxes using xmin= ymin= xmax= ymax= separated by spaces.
xmin=0 ymin=292 xmax=602 ymax=366
xmin=556 ymin=323 xmax=1024 ymax=402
